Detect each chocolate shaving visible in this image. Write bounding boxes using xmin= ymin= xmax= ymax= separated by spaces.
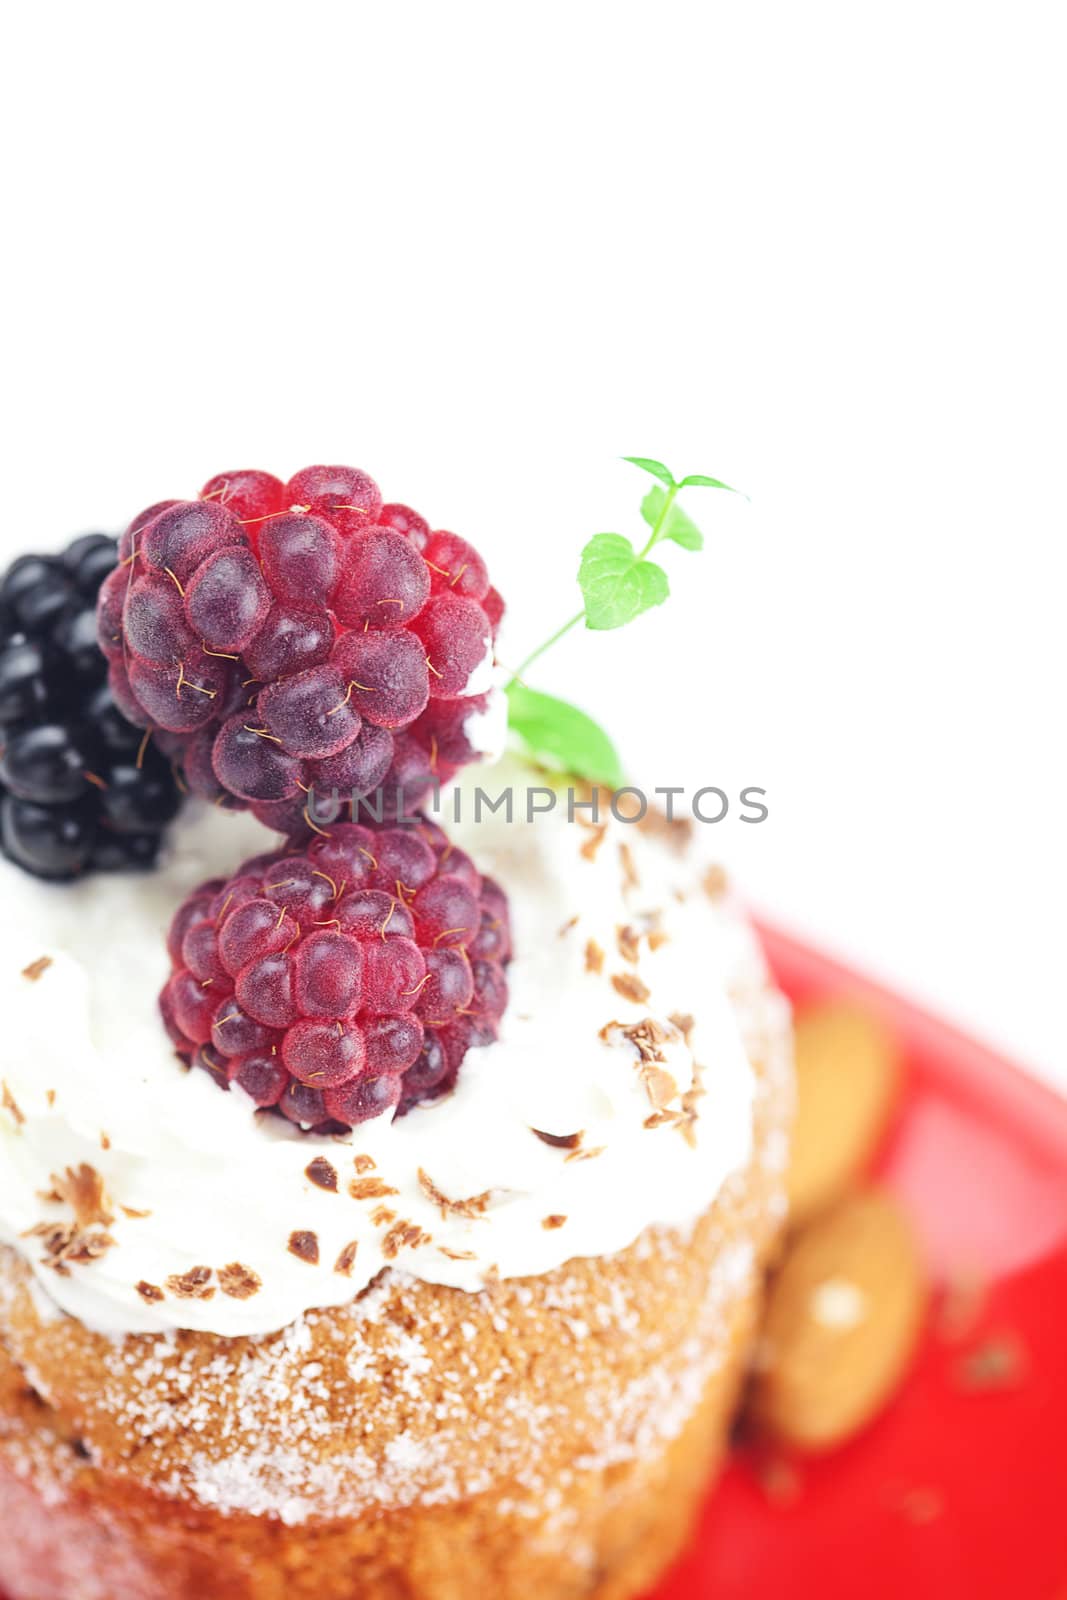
xmin=619 ymin=841 xmax=639 ymax=890
xmin=637 ymin=807 xmax=693 ymax=851
xmin=25 ymin=1220 xmax=115 ymax=1275
xmin=703 ymin=864 xmax=728 ymax=900
xmin=99 ymin=1131 xmax=111 ymax=1151
xmin=647 ymin=928 xmax=670 ymax=952
xmin=579 ymin=824 xmax=607 ymax=862
xmin=218 ymin=1262 xmax=262 ymax=1299
xmin=584 ymin=938 xmax=605 ymax=975
xmin=642 ymin=1065 xmax=680 ymax=1110
xmin=41 ymin=1163 xmax=114 ymax=1229
xmin=668 ymin=1011 xmax=695 ymax=1043
xmin=417 ymin=1168 xmax=493 ymax=1219
xmin=21 ymin=956 xmax=53 ymax=983
xmin=381 ymin=1219 xmax=431 ymax=1259
xmin=370 ymin=1205 xmax=397 ymax=1226
xmin=353 ymin=1153 xmax=377 ymax=1174
xmin=349 ymin=1176 xmax=399 ymax=1201
xmin=532 ymin=1127 xmax=583 ymax=1150
xmin=677 ymin=1076 xmax=705 ymax=1147
xmin=334 ymin=1240 xmax=359 ymax=1276
xmin=558 ymin=914 xmax=579 ymax=937
xmin=165 ymin=1266 xmax=215 ymax=1300
xmin=610 ymin=1016 xmax=672 ymax=1062
xmin=438 ymin=1246 xmax=477 ymax=1261
xmin=565 ymin=1144 xmax=605 ymax=1163
xmin=611 ymin=971 xmax=651 ymax=1005
xmin=956 ymin=1335 xmax=1027 ymax=1390
xmin=121 ymin=1205 xmax=152 ymax=1219
xmin=1 ymin=1081 xmax=25 ymax=1127
xmin=287 ymin=1231 xmax=320 ymax=1265
xmin=616 ymin=925 xmax=641 ymax=965
xmin=542 ymin=1214 xmax=567 ymax=1230
xmin=136 ymin=1280 xmax=165 ymax=1304
xmin=305 ymin=1157 xmax=339 ymax=1192
xmin=45 ymin=1089 xmax=56 ymax=1107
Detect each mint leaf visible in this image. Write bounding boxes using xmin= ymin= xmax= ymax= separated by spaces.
xmin=578 ymin=532 xmax=669 ymax=630
xmin=622 ymin=456 xmax=675 ymax=487
xmin=678 ymin=472 xmax=741 ymax=493
xmin=640 ymin=486 xmax=704 ymax=551
xmin=506 ymin=683 xmax=625 ymax=788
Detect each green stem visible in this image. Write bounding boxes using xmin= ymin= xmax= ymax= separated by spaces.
xmin=510 ymin=609 xmax=584 ymax=682
xmin=638 ymin=481 xmax=679 ymax=557
xmin=508 ymin=480 xmax=680 ymax=686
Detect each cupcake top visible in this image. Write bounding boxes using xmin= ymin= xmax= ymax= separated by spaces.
xmin=0 ymin=761 xmax=770 ymax=1336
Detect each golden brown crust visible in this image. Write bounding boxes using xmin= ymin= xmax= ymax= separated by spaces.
xmin=0 ymin=968 xmax=791 ymax=1599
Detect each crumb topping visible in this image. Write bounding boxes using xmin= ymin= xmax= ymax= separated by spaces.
xmin=166 ymin=1266 xmax=215 ymax=1301
xmin=218 ymin=1262 xmax=262 ymax=1300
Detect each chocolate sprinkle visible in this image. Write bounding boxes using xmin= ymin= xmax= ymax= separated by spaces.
xmin=334 ymin=1239 xmax=359 ymax=1276
xmin=532 ymin=1127 xmax=583 ymax=1150
xmin=305 ymin=1157 xmax=339 ymax=1192
xmin=287 ymin=1230 xmax=320 ymax=1265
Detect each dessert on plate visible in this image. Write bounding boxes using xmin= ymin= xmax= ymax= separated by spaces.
xmin=0 ymin=465 xmax=792 ymax=1600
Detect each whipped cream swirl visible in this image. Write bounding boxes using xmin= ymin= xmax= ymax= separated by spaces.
xmin=0 ymin=765 xmax=767 ymax=1336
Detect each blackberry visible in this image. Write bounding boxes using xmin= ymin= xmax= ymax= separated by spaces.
xmin=0 ymin=535 xmax=184 ymax=881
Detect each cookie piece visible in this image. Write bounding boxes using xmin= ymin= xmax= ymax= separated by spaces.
xmin=750 ymin=1187 xmax=926 ymax=1451
xmin=787 ymin=1002 xmax=901 ymax=1226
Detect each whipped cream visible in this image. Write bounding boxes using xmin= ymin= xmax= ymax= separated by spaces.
xmin=0 ymin=765 xmax=768 ymax=1337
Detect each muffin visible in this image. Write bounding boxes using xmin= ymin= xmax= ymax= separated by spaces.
xmin=0 ymin=773 xmax=791 ymax=1599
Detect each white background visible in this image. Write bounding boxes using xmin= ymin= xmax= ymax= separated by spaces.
xmin=1 ymin=3 xmax=1064 ymax=1086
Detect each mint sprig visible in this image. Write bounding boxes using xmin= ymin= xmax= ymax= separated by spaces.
xmin=504 ymin=684 xmax=625 ymax=788
xmin=505 ymin=457 xmax=742 ymax=785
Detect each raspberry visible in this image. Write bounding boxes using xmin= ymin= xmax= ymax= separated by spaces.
xmin=161 ymin=820 xmax=511 ymax=1129
xmin=102 ymin=465 xmax=504 ymax=835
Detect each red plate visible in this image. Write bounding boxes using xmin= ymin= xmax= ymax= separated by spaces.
xmin=652 ymin=923 xmax=1067 ymax=1600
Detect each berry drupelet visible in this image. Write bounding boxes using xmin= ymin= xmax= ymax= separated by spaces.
xmin=0 ymin=536 xmax=183 ymax=880
xmin=162 ymin=820 xmax=511 ymax=1129
xmin=98 ymin=466 xmax=505 ymax=836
